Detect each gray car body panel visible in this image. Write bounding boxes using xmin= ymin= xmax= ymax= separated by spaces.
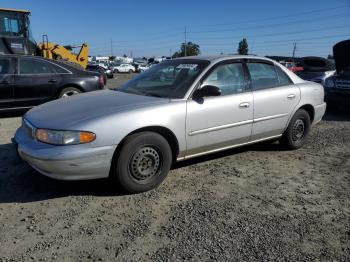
xmin=15 ymin=55 xmax=326 ymax=180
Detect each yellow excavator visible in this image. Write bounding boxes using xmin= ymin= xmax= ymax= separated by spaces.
xmin=0 ymin=8 xmax=89 ymax=68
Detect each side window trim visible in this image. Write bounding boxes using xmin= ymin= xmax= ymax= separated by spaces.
xmin=19 ymin=58 xmax=55 ymax=75
xmin=274 ymin=64 xmax=293 ymax=86
xmin=0 ymin=57 xmax=15 ymax=75
xmin=190 ymin=59 xmax=250 ymax=99
xmin=245 ymin=61 xmax=281 ymax=91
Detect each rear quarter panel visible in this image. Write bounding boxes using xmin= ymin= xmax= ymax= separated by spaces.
xmin=292 ymin=81 xmax=325 ymax=125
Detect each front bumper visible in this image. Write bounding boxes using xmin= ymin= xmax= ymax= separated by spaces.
xmin=14 ymin=125 xmax=116 ymax=181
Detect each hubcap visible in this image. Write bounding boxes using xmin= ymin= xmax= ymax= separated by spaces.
xmin=61 ymin=90 xmax=79 ymax=98
xmin=292 ymin=119 xmax=305 ymax=142
xmin=129 ymin=146 xmax=161 ymax=181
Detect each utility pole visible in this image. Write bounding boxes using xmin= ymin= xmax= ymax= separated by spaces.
xmin=169 ymin=48 xmax=172 ymax=58
xmin=110 ymin=38 xmax=113 ymax=57
xmin=184 ymin=26 xmax=187 ymax=57
xmin=292 ymin=42 xmax=296 ymax=61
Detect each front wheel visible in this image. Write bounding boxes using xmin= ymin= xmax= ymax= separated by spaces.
xmin=111 ymin=132 xmax=172 ymax=193
xmin=280 ymin=109 xmax=311 ymax=150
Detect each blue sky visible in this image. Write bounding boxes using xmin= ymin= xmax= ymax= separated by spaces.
xmin=2 ymin=0 xmax=350 ymax=57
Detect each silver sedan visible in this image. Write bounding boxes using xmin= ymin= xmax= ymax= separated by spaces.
xmin=14 ymin=55 xmax=326 ymax=193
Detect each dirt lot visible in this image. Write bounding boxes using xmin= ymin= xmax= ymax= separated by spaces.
xmin=0 ymin=77 xmax=349 ymax=261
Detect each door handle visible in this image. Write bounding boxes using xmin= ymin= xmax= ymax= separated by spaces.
xmin=239 ymin=102 xmax=250 ymax=108
xmin=48 ymin=79 xmax=57 ymax=83
xmin=0 ymin=80 xmax=9 ymax=84
xmin=287 ymin=94 xmax=296 ymax=100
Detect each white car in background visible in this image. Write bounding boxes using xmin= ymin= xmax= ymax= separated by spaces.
xmin=113 ymin=64 xmax=136 ymax=73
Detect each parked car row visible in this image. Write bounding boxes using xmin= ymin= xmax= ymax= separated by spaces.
xmin=110 ymin=63 xmax=136 ymax=73
xmin=0 ymin=55 xmax=105 ymax=112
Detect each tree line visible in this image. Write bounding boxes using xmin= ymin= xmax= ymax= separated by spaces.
xmin=172 ymin=38 xmax=249 ymax=58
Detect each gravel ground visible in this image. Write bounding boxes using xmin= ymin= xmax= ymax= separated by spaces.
xmin=0 ymin=81 xmax=349 ymax=261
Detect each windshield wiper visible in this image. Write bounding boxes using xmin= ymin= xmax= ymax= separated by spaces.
xmin=145 ymin=92 xmax=163 ymax=98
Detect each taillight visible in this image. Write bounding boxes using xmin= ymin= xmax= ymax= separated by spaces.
xmin=99 ymin=75 xmax=104 ymax=89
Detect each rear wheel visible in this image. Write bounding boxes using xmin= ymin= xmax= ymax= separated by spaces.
xmin=111 ymin=132 xmax=172 ymax=193
xmin=59 ymin=87 xmax=81 ymax=98
xmin=129 ymin=69 xmax=133 ymax=73
xmin=280 ymin=109 xmax=311 ymax=149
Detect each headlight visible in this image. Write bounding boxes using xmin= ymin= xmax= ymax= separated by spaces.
xmin=35 ymin=129 xmax=96 ymax=145
xmin=325 ymin=78 xmax=335 ymax=88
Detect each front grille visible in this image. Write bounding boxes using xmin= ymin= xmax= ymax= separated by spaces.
xmin=335 ymin=79 xmax=350 ymax=89
xmin=22 ymin=118 xmax=35 ymax=139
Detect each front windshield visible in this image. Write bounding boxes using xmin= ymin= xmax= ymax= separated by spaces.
xmin=0 ymin=11 xmax=28 ymax=37
xmin=117 ymin=59 xmax=210 ymax=99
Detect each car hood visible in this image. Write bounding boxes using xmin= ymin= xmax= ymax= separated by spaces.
xmin=333 ymin=39 xmax=350 ymax=75
xmin=25 ymin=90 xmax=169 ymax=130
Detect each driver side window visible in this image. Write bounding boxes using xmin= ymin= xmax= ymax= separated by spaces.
xmin=203 ymin=63 xmax=246 ymax=96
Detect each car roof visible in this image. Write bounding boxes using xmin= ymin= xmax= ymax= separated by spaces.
xmin=173 ymin=55 xmax=276 ymax=64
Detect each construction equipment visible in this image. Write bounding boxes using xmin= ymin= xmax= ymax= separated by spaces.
xmin=39 ymin=35 xmax=89 ymax=68
xmin=0 ymin=8 xmax=89 ymax=68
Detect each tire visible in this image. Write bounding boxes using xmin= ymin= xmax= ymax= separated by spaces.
xmin=111 ymin=132 xmax=172 ymax=193
xmin=129 ymin=69 xmax=132 ymax=74
xmin=114 ymin=69 xmax=119 ymax=73
xmin=59 ymin=87 xmax=82 ymax=98
xmin=280 ymin=109 xmax=311 ymax=150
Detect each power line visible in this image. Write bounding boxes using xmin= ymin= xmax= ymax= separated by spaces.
xmin=187 ymin=12 xmax=348 ymax=34
xmin=187 ymin=5 xmax=349 ymax=28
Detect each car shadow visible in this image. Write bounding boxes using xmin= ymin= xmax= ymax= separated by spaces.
xmin=0 ymin=143 xmax=127 ymax=204
xmin=0 ymin=110 xmax=27 ymax=119
xmin=172 ymin=141 xmax=283 ymax=169
xmin=323 ymin=110 xmax=350 ymax=122
xmin=0 ymin=140 xmax=282 ymax=204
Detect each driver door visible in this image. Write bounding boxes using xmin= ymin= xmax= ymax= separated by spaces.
xmin=186 ymin=61 xmax=253 ymax=157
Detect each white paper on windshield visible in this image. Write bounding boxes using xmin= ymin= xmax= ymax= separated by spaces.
xmin=176 ymin=64 xmax=198 ymax=69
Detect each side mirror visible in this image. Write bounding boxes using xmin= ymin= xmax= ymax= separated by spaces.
xmin=193 ymin=85 xmax=221 ymax=98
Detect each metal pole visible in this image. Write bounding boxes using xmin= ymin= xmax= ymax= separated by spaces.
xmin=292 ymin=42 xmax=296 ymax=61
xmin=110 ymin=39 xmax=113 ymax=56
xmin=184 ymin=27 xmax=187 ymax=57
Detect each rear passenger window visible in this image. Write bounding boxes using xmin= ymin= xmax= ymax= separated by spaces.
xmin=203 ymin=63 xmax=246 ymax=95
xmin=51 ymin=63 xmax=70 ymax=74
xmin=276 ymin=66 xmax=292 ymax=85
xmin=20 ymin=59 xmax=53 ymax=74
xmin=247 ymin=63 xmax=279 ymax=90
xmin=0 ymin=59 xmax=10 ymax=74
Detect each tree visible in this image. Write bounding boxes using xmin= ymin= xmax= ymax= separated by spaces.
xmin=327 ymin=54 xmax=334 ymax=59
xmin=172 ymin=42 xmax=200 ymax=58
xmin=123 ymin=54 xmax=127 ymax=58
xmin=109 ymin=56 xmax=116 ymax=61
xmin=237 ymin=38 xmax=249 ymax=55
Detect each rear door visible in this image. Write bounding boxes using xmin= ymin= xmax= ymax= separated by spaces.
xmin=14 ymin=57 xmax=60 ymax=107
xmin=246 ymin=60 xmax=300 ymax=140
xmin=0 ymin=57 xmax=15 ymax=110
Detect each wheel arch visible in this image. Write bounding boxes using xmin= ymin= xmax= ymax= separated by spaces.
xmin=298 ymin=104 xmax=315 ymax=123
xmin=112 ymin=126 xmax=180 ymax=164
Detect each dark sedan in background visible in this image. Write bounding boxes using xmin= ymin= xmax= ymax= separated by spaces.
xmin=0 ymin=55 xmax=105 ymax=112
xmin=324 ymin=39 xmax=350 ymax=109
xmin=86 ymin=64 xmax=114 ymax=85
xmin=295 ymin=56 xmax=335 ymax=86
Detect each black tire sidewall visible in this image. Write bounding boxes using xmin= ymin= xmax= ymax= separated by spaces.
xmin=283 ymin=109 xmax=311 ymax=149
xmin=113 ymin=132 xmax=172 ymax=193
